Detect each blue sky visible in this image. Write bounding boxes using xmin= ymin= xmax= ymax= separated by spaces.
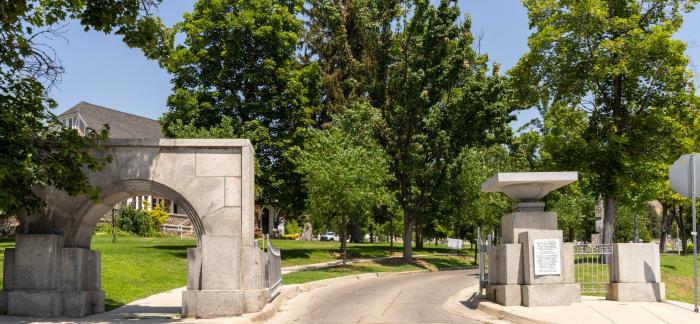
xmin=47 ymin=0 xmax=700 ymax=130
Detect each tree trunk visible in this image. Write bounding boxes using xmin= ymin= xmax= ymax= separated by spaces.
xmin=400 ymin=174 xmax=412 ymax=263
xmin=415 ymin=211 xmax=423 ymax=249
xmin=568 ymin=227 xmax=575 ymax=243
xmin=603 ymin=196 xmax=617 ymax=244
xmin=389 ymin=215 xmax=394 ymax=253
xmin=675 ymin=205 xmax=688 ymax=255
xmin=633 ymin=208 xmax=639 ymax=243
xmin=456 ymin=224 xmax=461 ymax=256
xmin=659 ymin=204 xmax=671 ymax=254
xmin=341 ymin=219 xmax=348 ymax=266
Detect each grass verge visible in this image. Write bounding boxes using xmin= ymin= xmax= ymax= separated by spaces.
xmin=265 ymin=239 xmax=476 ymax=267
xmin=282 ymin=255 xmax=475 ymax=284
xmin=661 ymin=254 xmax=698 ymax=304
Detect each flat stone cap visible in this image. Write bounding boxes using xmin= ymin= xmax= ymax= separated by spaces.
xmin=481 ymin=172 xmax=578 ymax=201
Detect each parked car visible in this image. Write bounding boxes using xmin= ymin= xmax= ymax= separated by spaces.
xmin=320 ymin=232 xmax=340 ymax=241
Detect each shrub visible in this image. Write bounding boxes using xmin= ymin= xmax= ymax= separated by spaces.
xmin=687 ymin=243 xmax=695 ymax=254
xmin=94 ymin=222 xmax=113 ymax=234
xmin=117 ymin=206 xmax=159 ymax=236
xmin=285 ymin=220 xmax=301 ymax=235
xmin=144 ymin=201 xmax=169 ymax=226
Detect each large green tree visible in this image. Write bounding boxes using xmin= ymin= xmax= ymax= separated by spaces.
xmin=0 ymin=1 xmax=165 ymax=219
xmin=159 ymin=0 xmax=320 ymax=216
xmin=511 ymin=0 xmax=699 ymax=244
xmin=303 ymin=0 xmax=515 ymax=261
xmin=380 ymin=0 xmax=513 ymax=260
xmin=296 ymin=104 xmax=392 ymax=264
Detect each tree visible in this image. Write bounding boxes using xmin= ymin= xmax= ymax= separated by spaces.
xmin=440 ymin=146 xmax=513 ymax=243
xmin=302 ymin=0 xmax=515 ymax=261
xmin=547 ymin=186 xmax=596 ymax=242
xmin=379 ymin=0 xmax=514 ymax=261
xmin=296 ymin=104 xmax=392 ymax=264
xmin=159 ymin=0 xmax=321 ymax=217
xmin=0 ymin=1 xmax=166 ymax=221
xmin=511 ymin=0 xmax=699 ymax=244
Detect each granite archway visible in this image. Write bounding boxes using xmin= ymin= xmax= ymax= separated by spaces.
xmin=1 ymin=139 xmax=272 ymax=318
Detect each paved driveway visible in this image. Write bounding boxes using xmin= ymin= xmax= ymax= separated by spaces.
xmin=268 ymin=269 xmax=484 ymax=324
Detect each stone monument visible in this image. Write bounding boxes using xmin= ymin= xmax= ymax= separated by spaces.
xmin=482 ymin=172 xmax=581 ymax=306
xmin=0 ymin=139 xmax=279 ymax=318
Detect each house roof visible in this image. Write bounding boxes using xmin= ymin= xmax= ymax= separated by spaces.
xmin=58 ymin=102 xmax=164 ymax=139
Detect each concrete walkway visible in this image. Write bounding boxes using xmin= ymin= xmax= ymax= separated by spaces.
xmin=451 ymin=283 xmax=700 ymax=324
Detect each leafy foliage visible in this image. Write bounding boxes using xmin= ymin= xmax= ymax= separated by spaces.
xmin=284 ymin=219 xmax=301 ymax=235
xmin=0 ymin=0 xmax=169 ymax=219
xmin=439 ymin=146 xmax=515 ymax=238
xmin=296 ymin=104 xmax=392 ymax=263
xmin=511 ymin=0 xmax=699 ymax=243
xmin=117 ymin=206 xmax=159 ymax=237
xmin=158 ymin=0 xmax=320 ymax=215
xmin=143 ymin=201 xmax=169 ymax=227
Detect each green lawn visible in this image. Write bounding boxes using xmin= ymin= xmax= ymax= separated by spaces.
xmin=282 ymin=255 xmax=474 ymax=284
xmin=661 ymin=254 xmax=698 ymax=304
xmin=0 ymin=235 xmax=473 ymax=310
xmin=264 ymin=239 xmax=472 ymax=267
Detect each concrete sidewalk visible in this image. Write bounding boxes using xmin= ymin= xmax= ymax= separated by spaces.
xmin=452 ymin=284 xmax=700 ymax=324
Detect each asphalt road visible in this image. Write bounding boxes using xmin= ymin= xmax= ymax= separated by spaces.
xmin=268 ymin=270 xmax=483 ymax=324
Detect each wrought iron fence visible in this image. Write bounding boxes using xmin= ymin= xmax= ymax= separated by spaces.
xmin=263 ymin=235 xmax=282 ymax=299
xmin=477 ymin=228 xmax=492 ymax=293
xmin=574 ymin=244 xmax=613 ymax=295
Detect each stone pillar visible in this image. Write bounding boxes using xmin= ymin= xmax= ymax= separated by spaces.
xmin=607 ymin=243 xmax=665 ymax=302
xmin=487 ymin=210 xmax=580 ymax=306
xmin=481 ymin=172 xmax=581 ymax=307
xmin=181 ymin=142 xmax=270 ymax=319
xmin=1 ymin=234 xmax=104 ymax=317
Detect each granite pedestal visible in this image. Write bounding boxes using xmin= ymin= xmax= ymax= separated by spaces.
xmin=1 ymin=234 xmax=104 ymax=317
xmin=481 ymin=172 xmax=581 ymax=307
xmin=606 ymin=243 xmax=665 ymax=302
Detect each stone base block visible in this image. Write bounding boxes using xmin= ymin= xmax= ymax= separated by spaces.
xmin=501 ymin=212 xmax=558 ymax=244
xmin=521 ymin=284 xmax=580 ymax=307
xmin=610 ymin=243 xmax=661 ymax=283
xmin=489 ymin=284 xmax=522 ymax=306
xmin=5 ymin=290 xmax=104 ymax=317
xmin=485 ymin=285 xmax=496 ymax=301
xmin=7 ymin=291 xmax=62 ymax=317
xmin=0 ymin=292 xmax=7 ymax=314
xmin=61 ymin=290 xmax=105 ymax=317
xmin=606 ymin=282 xmax=665 ymax=302
xmin=519 ymin=230 xmax=565 ymax=285
xmin=488 ymin=244 xmax=523 ymax=285
xmin=182 ymin=289 xmax=269 ymax=318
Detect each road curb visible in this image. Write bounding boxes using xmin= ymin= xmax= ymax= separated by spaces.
xmin=476 ymin=301 xmax=554 ymax=324
xmin=440 ymin=281 xmax=555 ymax=324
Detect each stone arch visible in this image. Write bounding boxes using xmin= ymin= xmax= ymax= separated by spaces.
xmin=68 ymin=179 xmax=204 ymax=248
xmin=2 ymin=139 xmax=272 ymax=319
